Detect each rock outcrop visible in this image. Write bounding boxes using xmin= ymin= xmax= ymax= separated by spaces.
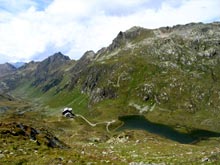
xmin=0 ymin=122 xmax=69 ymax=149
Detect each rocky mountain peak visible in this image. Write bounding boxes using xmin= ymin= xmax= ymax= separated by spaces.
xmin=5 ymin=62 xmax=16 ymax=69
xmin=125 ymin=26 xmax=145 ymax=34
xmin=70 ymin=50 xmax=95 ymax=74
xmin=108 ymin=26 xmax=146 ymax=51
xmin=0 ymin=62 xmax=16 ymax=77
xmin=37 ymin=52 xmax=70 ymax=70
xmin=46 ymin=52 xmax=70 ymax=62
xmin=31 ymin=52 xmax=71 ymax=88
xmin=81 ymin=50 xmax=95 ymax=60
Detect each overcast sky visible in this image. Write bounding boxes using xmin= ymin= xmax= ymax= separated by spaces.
xmin=0 ymin=0 xmax=220 ymax=63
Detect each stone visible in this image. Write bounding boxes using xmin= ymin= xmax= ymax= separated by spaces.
xmin=0 ymin=154 xmax=5 ymax=158
xmin=202 ymin=157 xmax=209 ymax=162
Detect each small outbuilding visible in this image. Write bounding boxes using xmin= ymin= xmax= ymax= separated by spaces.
xmin=62 ymin=107 xmax=75 ymax=118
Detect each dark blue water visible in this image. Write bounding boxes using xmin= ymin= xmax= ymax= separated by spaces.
xmin=118 ymin=115 xmax=220 ymax=144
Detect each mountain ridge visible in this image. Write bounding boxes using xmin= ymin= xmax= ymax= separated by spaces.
xmin=1 ymin=22 xmax=220 ymax=131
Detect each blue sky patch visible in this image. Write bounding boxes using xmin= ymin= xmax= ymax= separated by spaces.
xmin=0 ymin=0 xmax=53 ymax=13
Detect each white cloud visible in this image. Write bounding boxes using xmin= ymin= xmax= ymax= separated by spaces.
xmin=0 ymin=0 xmax=220 ymax=63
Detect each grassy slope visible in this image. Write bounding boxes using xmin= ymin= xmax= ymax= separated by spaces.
xmin=1 ymin=111 xmax=220 ymax=165
xmin=90 ymin=49 xmax=220 ymax=132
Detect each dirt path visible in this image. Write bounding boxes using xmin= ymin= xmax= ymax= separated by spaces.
xmin=75 ymin=114 xmax=115 ymax=133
